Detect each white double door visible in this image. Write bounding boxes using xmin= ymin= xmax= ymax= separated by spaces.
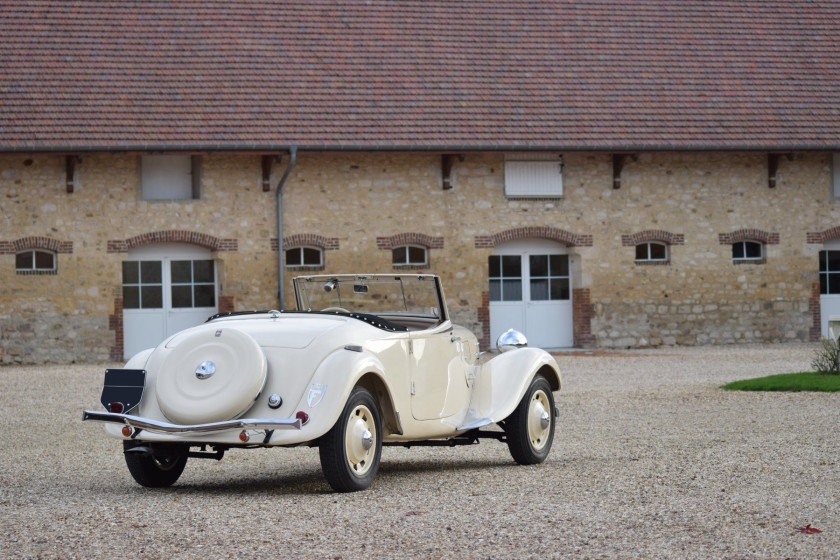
xmin=122 ymin=243 xmax=218 ymax=359
xmin=489 ymin=239 xmax=573 ymax=349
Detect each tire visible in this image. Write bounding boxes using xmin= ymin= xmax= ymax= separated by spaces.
xmin=123 ymin=441 xmax=188 ymax=488
xmin=319 ymin=387 xmax=383 ymax=492
xmin=504 ymin=375 xmax=556 ymax=465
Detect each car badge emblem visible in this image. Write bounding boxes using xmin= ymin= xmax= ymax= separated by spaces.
xmin=215 ymin=330 xmax=222 ymax=337
xmin=195 ymin=360 xmax=216 ymax=380
xmin=307 ymin=383 xmax=327 ymax=407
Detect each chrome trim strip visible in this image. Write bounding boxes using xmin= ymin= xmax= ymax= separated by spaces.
xmin=82 ymin=411 xmax=302 ymax=434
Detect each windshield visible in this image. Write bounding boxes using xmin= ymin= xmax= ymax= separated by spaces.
xmin=293 ymin=275 xmax=444 ymax=320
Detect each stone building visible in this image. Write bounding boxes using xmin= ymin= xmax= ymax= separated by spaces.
xmin=2 ymin=1 xmax=840 ymax=363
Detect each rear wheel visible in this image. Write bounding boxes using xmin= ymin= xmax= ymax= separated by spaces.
xmin=504 ymin=375 xmax=556 ymax=465
xmin=123 ymin=441 xmax=188 ymax=488
xmin=319 ymin=387 xmax=382 ymax=492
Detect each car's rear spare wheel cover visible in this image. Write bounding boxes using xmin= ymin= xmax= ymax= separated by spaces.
xmin=155 ymin=328 xmax=267 ymax=424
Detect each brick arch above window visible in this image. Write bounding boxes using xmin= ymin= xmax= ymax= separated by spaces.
xmin=718 ymin=229 xmax=780 ymax=245
xmin=621 ymin=230 xmax=685 ymax=247
xmin=0 ymin=236 xmax=73 ymax=254
xmin=107 ymin=230 xmax=238 ymax=253
xmin=275 ymin=233 xmax=340 ymax=252
xmin=807 ymin=227 xmax=840 ymax=244
xmin=474 ymin=226 xmax=592 ymax=248
xmin=377 ymin=232 xmax=444 ymax=250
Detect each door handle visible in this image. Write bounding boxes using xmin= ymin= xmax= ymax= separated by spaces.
xmin=450 ymin=336 xmax=461 ymax=343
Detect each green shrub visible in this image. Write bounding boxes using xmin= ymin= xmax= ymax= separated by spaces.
xmin=811 ymin=337 xmax=840 ymax=375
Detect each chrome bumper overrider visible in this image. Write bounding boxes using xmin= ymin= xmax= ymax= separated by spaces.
xmin=82 ymin=411 xmax=302 ymax=434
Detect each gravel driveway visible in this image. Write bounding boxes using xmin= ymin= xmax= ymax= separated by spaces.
xmin=1 ymin=344 xmax=837 ymax=559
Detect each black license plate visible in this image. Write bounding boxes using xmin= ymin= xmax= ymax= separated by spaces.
xmin=100 ymin=369 xmax=146 ymax=414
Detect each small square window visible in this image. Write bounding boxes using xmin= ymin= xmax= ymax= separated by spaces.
xmin=285 ymin=247 xmax=323 ymax=267
xmin=635 ymin=242 xmax=668 ymax=263
xmin=732 ymin=241 xmax=763 ymax=261
xmin=392 ymin=245 xmax=428 ymax=267
xmin=15 ymin=250 xmax=56 ymax=273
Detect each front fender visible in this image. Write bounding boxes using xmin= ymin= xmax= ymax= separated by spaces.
xmin=472 ymin=348 xmax=561 ymax=424
xmin=290 ymin=348 xmax=391 ymax=440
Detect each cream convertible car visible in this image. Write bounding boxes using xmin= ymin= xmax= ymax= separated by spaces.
xmin=83 ymin=274 xmax=561 ymax=492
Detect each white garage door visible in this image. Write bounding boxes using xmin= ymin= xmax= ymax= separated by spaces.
xmin=122 ymin=243 xmax=218 ymax=359
xmin=489 ymin=239 xmax=573 ymax=349
xmin=819 ymin=239 xmax=840 ymax=339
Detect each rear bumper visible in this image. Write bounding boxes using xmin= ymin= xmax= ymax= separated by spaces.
xmin=82 ymin=410 xmax=301 ymax=434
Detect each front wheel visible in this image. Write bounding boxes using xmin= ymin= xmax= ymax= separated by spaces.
xmin=123 ymin=441 xmax=188 ymax=488
xmin=504 ymin=375 xmax=556 ymax=465
xmin=319 ymin=387 xmax=383 ymax=492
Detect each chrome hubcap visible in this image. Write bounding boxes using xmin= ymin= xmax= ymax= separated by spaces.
xmin=195 ymin=360 xmax=216 ymax=380
xmin=527 ymin=390 xmax=552 ymax=451
xmin=345 ymin=404 xmax=376 ymax=475
xmin=540 ymin=411 xmax=550 ymax=429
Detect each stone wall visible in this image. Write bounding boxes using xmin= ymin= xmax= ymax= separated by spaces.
xmin=0 ymin=150 xmax=835 ymax=363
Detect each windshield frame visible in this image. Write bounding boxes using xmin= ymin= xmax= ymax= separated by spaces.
xmin=292 ymin=274 xmax=447 ymax=322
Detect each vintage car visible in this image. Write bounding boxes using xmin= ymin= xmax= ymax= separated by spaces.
xmin=83 ymin=274 xmax=561 ymax=492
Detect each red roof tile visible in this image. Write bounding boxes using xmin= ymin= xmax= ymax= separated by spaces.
xmin=1 ymin=1 xmax=839 ymax=151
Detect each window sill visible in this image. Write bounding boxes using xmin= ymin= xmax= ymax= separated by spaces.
xmin=634 ymin=260 xmax=670 ymax=266
xmin=16 ymin=269 xmax=57 ymax=275
xmin=286 ymin=265 xmax=325 ymax=272
xmin=733 ymin=258 xmax=765 ymax=265
xmin=393 ymin=264 xmax=430 ymax=270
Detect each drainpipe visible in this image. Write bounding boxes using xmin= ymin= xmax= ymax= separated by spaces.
xmin=276 ymin=147 xmax=297 ymax=309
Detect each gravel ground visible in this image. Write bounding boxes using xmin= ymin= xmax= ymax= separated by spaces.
xmin=1 ymin=343 xmax=838 ymax=559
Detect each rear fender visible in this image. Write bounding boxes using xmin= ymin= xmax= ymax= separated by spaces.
xmin=290 ymin=348 xmax=399 ymax=440
xmin=472 ymin=348 xmax=561 ymax=424
xmin=125 ymin=348 xmax=154 ymax=370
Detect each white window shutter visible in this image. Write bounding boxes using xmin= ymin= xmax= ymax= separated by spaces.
xmin=504 ymin=158 xmax=563 ymax=198
xmin=142 ymin=155 xmax=193 ymax=200
xmin=833 ymin=153 xmax=840 ymax=198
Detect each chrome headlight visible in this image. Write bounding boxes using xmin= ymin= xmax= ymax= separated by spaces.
xmin=496 ymin=329 xmax=528 ymax=353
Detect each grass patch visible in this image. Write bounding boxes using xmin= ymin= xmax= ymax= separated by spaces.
xmin=722 ymin=372 xmax=840 ymax=393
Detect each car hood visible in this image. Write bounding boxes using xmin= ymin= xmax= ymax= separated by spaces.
xmin=165 ymin=314 xmax=351 ymax=350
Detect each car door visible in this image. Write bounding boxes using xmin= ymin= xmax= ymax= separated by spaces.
xmin=408 ymin=323 xmax=470 ymax=420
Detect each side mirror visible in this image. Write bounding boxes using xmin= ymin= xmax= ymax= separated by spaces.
xmin=496 ymin=329 xmax=528 ymax=353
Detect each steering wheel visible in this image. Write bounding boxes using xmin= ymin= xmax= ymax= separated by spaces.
xmin=322 ymin=307 xmax=350 ymax=314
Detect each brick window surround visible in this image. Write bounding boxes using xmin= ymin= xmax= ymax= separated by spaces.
xmin=377 ymin=232 xmax=444 ymax=250
xmin=622 ymin=230 xmax=684 ymax=266
xmin=621 ymin=230 xmax=685 ymax=247
xmin=2 ymin=236 xmax=73 ymax=276
xmin=806 ymin=226 xmax=840 ymax=342
xmin=273 ymin=233 xmax=340 ymax=272
xmin=807 ymin=226 xmax=840 ymax=244
xmin=718 ymin=229 xmax=780 ymax=245
xmin=272 ymin=233 xmax=340 ymax=252
xmin=107 ymin=230 xmax=238 ymax=253
xmin=474 ymin=225 xmax=594 ymax=350
xmin=0 ymin=236 xmax=73 ymax=255
xmin=377 ymin=232 xmax=443 ymax=270
xmin=475 ymin=226 xmax=592 ymax=248
xmin=106 ymin=230 xmax=237 ymax=360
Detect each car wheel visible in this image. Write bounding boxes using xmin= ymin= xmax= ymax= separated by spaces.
xmin=504 ymin=374 xmax=556 ymax=465
xmin=123 ymin=441 xmax=188 ymax=488
xmin=319 ymin=386 xmax=382 ymax=492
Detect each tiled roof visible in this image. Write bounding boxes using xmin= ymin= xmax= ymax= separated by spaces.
xmin=1 ymin=1 xmax=839 ymax=151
